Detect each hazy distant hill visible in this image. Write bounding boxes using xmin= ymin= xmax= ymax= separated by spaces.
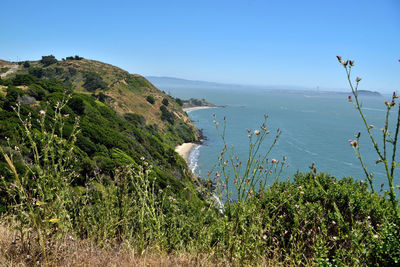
xmin=355 ymin=90 xmax=382 ymax=96
xmin=147 ymin=76 xmax=384 ymax=97
xmin=146 ymin=76 xmax=314 ymax=92
xmin=146 ymin=76 xmax=242 ymax=90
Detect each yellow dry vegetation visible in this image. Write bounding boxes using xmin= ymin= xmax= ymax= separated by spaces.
xmin=57 ymin=59 xmax=198 ymax=133
xmin=0 ymin=223 xmax=231 ymax=267
xmin=0 ymin=58 xmax=199 ymax=136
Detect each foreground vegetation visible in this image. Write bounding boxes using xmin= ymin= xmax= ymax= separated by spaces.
xmin=1 ymin=106 xmax=398 ymax=266
xmin=0 ymin=57 xmax=399 ymax=266
xmin=1 ymin=156 xmax=398 ymax=265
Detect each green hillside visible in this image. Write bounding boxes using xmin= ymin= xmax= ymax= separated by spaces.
xmin=0 ymin=56 xmax=201 ymax=198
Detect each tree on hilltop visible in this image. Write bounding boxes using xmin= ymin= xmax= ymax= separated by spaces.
xmin=40 ymin=55 xmax=58 ymax=67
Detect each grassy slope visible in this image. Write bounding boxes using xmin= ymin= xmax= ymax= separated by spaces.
xmin=0 ymin=58 xmax=202 ymax=196
xmin=14 ymin=58 xmax=198 ymax=134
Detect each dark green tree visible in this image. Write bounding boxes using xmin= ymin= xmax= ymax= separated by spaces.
xmin=40 ymin=55 xmax=58 ymax=67
xmin=13 ymin=74 xmax=36 ymax=86
xmin=160 ymin=105 xmax=174 ymax=124
xmin=29 ymin=68 xmax=44 ymax=78
xmin=146 ymin=95 xmax=155 ymax=104
xmin=162 ymin=98 xmax=169 ymax=106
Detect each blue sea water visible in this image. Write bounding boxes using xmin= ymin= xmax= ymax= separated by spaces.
xmin=170 ymin=87 xmax=398 ymax=192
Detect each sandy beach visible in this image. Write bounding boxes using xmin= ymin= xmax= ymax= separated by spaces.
xmin=175 ymin=142 xmax=198 ymax=163
xmin=183 ymin=106 xmax=216 ymax=112
xmin=176 ymin=106 xmax=215 ymax=163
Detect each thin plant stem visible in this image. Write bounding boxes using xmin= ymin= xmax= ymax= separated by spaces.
xmin=340 ymin=58 xmax=398 ymax=213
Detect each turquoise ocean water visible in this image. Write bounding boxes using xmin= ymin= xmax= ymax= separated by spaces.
xmin=167 ymin=86 xmax=397 ymax=192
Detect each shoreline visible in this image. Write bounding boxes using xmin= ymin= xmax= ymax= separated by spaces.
xmin=183 ymin=106 xmax=216 ymax=112
xmin=175 ymin=142 xmax=198 ymax=163
xmin=176 ymin=105 xmax=217 ymax=168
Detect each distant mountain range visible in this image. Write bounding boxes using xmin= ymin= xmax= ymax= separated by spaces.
xmin=146 ymin=76 xmax=315 ymax=91
xmin=352 ymin=90 xmax=382 ymax=96
xmin=146 ymin=76 xmax=383 ymax=96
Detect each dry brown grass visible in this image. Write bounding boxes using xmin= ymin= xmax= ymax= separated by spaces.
xmin=0 ymin=224 xmax=240 ymax=267
xmin=0 ymin=223 xmax=291 ymax=266
xmin=57 ymin=58 xmax=199 ymax=135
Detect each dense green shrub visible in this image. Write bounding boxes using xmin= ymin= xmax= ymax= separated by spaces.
xmin=76 ymin=135 xmax=97 ymax=156
xmin=206 ymin=172 xmax=395 ymax=265
xmin=39 ymin=80 xmax=66 ymax=93
xmin=169 ymin=120 xmax=195 ymax=142
xmin=0 ymin=93 xmax=5 ymax=108
xmin=3 ymin=86 xmax=25 ymax=111
xmin=68 ymin=96 xmax=85 ymax=115
xmin=0 ymin=77 xmax=12 ymax=86
xmin=94 ymin=92 xmax=107 ymax=103
xmin=371 ymin=217 xmax=400 ymax=265
xmin=83 ymin=71 xmax=107 ymax=92
xmin=162 ymin=97 xmax=169 ymax=106
xmin=160 ymin=105 xmax=174 ymax=124
xmin=13 ymin=74 xmax=36 ymax=86
xmin=23 ymin=61 xmax=30 ymax=68
xmin=146 ymin=95 xmax=155 ymax=104
xmin=29 ymin=67 xmax=44 ymax=78
xmin=28 ymin=84 xmax=46 ymax=100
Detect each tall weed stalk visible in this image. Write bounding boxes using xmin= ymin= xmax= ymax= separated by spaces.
xmin=338 ymin=56 xmax=399 ymax=213
xmin=209 ymin=114 xmax=288 ymax=262
xmin=211 ymin=114 xmax=287 ymax=204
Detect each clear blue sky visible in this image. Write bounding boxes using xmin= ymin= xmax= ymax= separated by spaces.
xmin=1 ymin=0 xmax=399 ymax=92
